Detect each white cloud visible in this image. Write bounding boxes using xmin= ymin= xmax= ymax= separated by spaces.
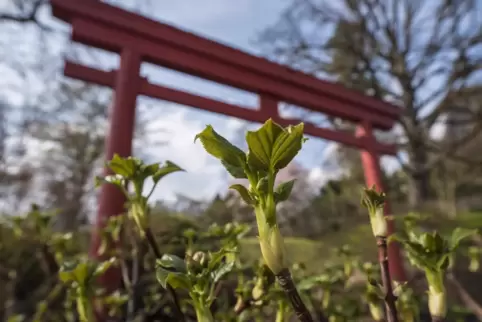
xmin=381 ymin=156 xmax=400 ymax=175
xmin=136 ymin=105 xmax=241 ymax=202
xmin=307 ymin=166 xmax=343 ymax=188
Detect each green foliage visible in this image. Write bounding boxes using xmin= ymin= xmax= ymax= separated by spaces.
xmin=390 ymin=216 xmax=479 ymax=318
xmin=1 ymin=120 xmax=481 ymax=322
xmin=194 ymin=125 xmax=247 ymax=179
xmin=361 ymin=186 xmax=389 ymax=237
xmin=59 ymin=257 xmax=117 ymax=322
xmin=195 ymin=119 xmax=306 ymax=276
xmin=96 ymin=154 xmax=184 ymax=235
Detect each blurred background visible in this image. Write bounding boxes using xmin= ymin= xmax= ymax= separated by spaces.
xmin=1 ymin=0 xmax=482 ymax=321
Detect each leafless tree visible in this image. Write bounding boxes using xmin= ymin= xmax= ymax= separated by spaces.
xmin=0 ymin=0 xmax=51 ymax=30
xmin=257 ymin=0 xmax=482 ymax=207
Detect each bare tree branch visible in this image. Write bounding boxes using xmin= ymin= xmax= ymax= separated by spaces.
xmin=0 ymin=0 xmax=52 ymax=31
xmin=258 ymin=0 xmax=482 ymax=206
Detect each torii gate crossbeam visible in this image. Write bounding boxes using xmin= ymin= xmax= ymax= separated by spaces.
xmin=50 ymin=0 xmax=407 ymax=299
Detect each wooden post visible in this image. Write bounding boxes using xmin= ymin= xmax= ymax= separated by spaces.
xmin=356 ymin=122 xmax=407 ymax=282
xmin=90 ymin=49 xmax=141 ymax=293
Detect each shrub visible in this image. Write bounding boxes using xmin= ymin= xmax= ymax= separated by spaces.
xmin=0 ymin=119 xmax=480 ymax=322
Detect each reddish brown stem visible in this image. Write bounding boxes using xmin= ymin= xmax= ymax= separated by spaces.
xmin=41 ymin=243 xmax=59 ymax=274
xmin=234 ymin=295 xmax=262 ymax=315
xmin=276 ymin=268 xmax=317 ymax=322
xmin=376 ymin=236 xmax=399 ymax=322
xmin=145 ymin=228 xmax=185 ymax=322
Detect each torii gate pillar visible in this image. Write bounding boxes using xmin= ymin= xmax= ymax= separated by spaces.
xmin=356 ymin=122 xmax=406 ymax=281
xmin=91 ymin=49 xmax=141 ymax=293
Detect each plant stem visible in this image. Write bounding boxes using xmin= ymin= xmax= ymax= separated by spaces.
xmin=194 ymin=304 xmax=215 ymax=322
xmin=41 ymin=243 xmax=59 ymax=274
xmin=144 ymin=227 xmax=185 ymax=322
xmin=307 ymin=294 xmax=329 ymax=322
xmin=276 ymin=300 xmax=286 ymax=322
xmin=33 ymin=283 xmax=65 ymax=322
xmin=431 ymin=316 xmax=445 ymax=322
xmin=376 ymin=236 xmax=399 ymax=322
xmin=276 ymin=268 xmax=315 ymax=322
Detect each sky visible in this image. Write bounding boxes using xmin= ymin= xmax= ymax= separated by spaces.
xmin=99 ymin=0 xmax=395 ymax=202
xmin=1 ymin=0 xmax=447 ymax=205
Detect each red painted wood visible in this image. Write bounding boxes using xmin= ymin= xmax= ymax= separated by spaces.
xmin=91 ymin=49 xmax=141 ymax=295
xmin=356 ymin=123 xmax=407 ymax=281
xmin=69 ymin=19 xmax=396 ymax=130
xmin=50 ymin=0 xmax=400 ymax=120
xmin=64 ymin=62 xmax=398 ymax=155
xmin=259 ymin=95 xmax=278 ymax=118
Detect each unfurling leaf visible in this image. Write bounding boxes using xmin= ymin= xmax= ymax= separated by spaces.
xmin=93 ymin=258 xmax=116 ymax=277
xmin=270 ymin=123 xmax=305 ymax=170
xmin=229 ymin=184 xmax=255 ymax=205
xmin=195 ymin=125 xmax=247 ymax=178
xmin=95 ymin=174 xmax=125 ymax=190
xmin=73 ymin=262 xmax=90 ymax=284
xmin=256 ymin=176 xmax=269 ymax=195
xmin=437 ymin=255 xmax=450 ymax=270
xmin=274 ymin=179 xmax=296 ymax=203
xmin=449 ymin=228 xmax=478 ymax=250
xmin=207 ymin=249 xmax=231 ymax=271
xmin=403 ymin=241 xmax=433 ymax=269
xmin=361 ymin=186 xmax=386 ymax=214
xmin=157 ymin=254 xmax=187 ymax=273
xmin=59 ymin=258 xmax=112 ymax=286
xmin=221 ymin=160 xmax=247 ymax=178
xmin=156 ymin=267 xmax=190 ymax=290
xmin=246 ymin=120 xmax=305 ymax=171
xmin=107 ymin=154 xmax=137 ymax=178
xmin=152 ymin=161 xmax=184 ymax=184
xmin=245 ymin=119 xmax=285 ymax=170
xmin=211 ymin=261 xmax=235 ymax=284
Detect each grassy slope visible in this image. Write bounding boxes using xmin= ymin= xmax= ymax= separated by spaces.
xmin=239 ymin=212 xmax=482 ymax=273
xmin=239 ymin=224 xmax=375 ymax=273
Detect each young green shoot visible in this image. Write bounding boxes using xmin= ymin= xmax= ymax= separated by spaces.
xmin=361 ymin=187 xmax=399 ymax=322
xmin=360 ymin=262 xmax=385 ymax=322
xmin=195 ymin=119 xmax=315 ymax=322
xmin=393 ymin=281 xmax=420 ymax=322
xmin=58 ymin=257 xmax=116 ymax=322
xmin=96 ymin=154 xmax=185 ymax=320
xmin=5 ymin=205 xmax=61 ymax=274
xmin=390 ymin=227 xmax=478 ymax=321
xmin=155 ymin=248 xmax=235 ymax=322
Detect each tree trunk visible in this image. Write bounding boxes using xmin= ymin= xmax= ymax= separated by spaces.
xmin=408 ymin=171 xmax=431 ymax=208
xmin=408 ymin=142 xmax=432 ymax=208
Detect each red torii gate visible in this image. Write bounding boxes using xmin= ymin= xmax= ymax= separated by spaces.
xmin=51 ymin=0 xmax=406 ymax=292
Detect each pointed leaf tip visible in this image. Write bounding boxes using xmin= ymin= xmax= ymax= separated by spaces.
xmin=152 ymin=161 xmax=184 ymax=184
xmin=271 ymin=122 xmax=305 ymax=170
xmin=450 ymin=227 xmax=478 ymax=250
xmin=361 ymin=186 xmax=386 ymax=213
xmin=274 ymin=179 xmax=296 ymax=203
xmin=245 ymin=120 xmax=305 ymax=171
xmin=195 ymin=125 xmax=247 ymax=178
xmin=229 ymin=184 xmax=255 ymax=205
xmin=107 ymin=154 xmax=137 ymax=178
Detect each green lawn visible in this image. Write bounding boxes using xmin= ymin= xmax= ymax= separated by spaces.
xmin=239 ymin=211 xmax=482 ymax=273
xmin=239 ymin=224 xmax=376 ymax=273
